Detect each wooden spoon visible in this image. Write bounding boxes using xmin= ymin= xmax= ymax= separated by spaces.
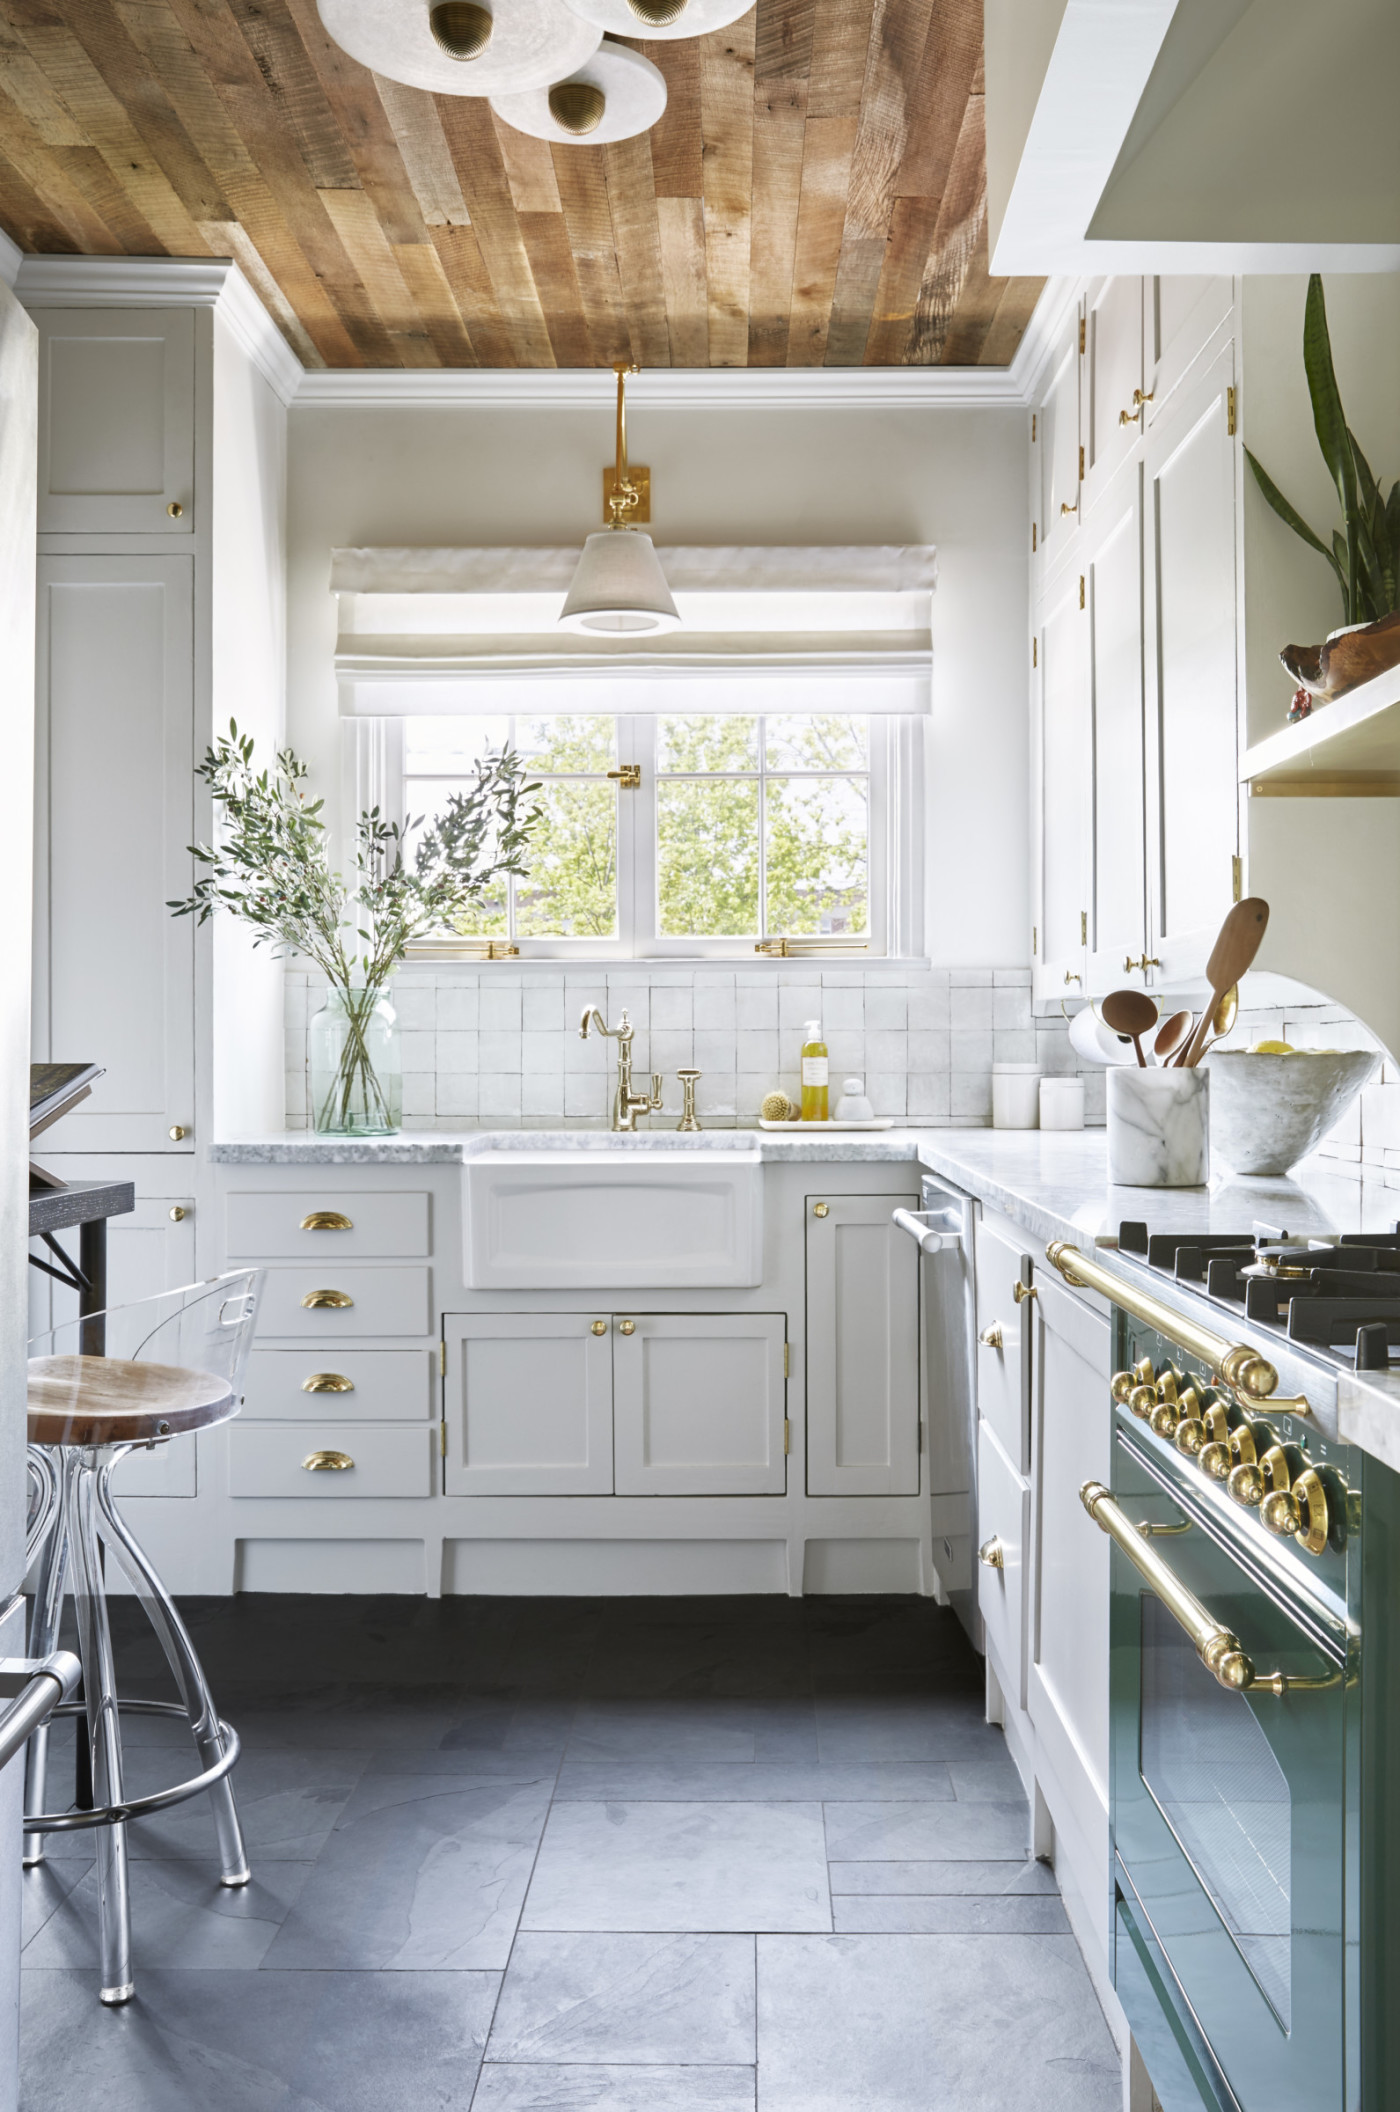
xmin=1153 ymin=1010 xmax=1193 ymax=1064
xmin=1099 ymin=988 xmax=1159 ymax=1068
xmin=1180 ymin=898 xmax=1270 ymax=1067
xmin=1190 ymin=984 xmax=1239 ymax=1063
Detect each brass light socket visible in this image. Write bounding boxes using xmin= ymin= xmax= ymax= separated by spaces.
xmin=628 ymin=0 xmax=688 ymax=19
xmin=429 ymin=0 xmax=492 ymax=57
xmin=549 ymin=80 xmax=606 ymax=134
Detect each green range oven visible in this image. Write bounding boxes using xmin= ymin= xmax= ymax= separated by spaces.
xmin=1047 ymin=1225 xmax=1400 ymax=2112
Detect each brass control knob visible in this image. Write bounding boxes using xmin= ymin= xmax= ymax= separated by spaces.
xmin=1227 ymin=1461 xmax=1265 ymax=1507
xmin=1261 ymin=1488 xmax=1301 ymax=1537
xmin=1111 ymin=1370 xmax=1136 ymax=1404
xmin=1175 ymin=1417 xmax=1207 ymax=1457
xmin=1155 ymin=1368 xmax=1183 ymax=1404
xmin=978 ymin=1537 xmax=1005 ymax=1570
xmin=1149 ymin=1400 xmax=1179 ymax=1440
xmin=1199 ymin=1440 xmax=1232 ymax=1481
xmin=1127 ymin=1385 xmax=1157 ymax=1422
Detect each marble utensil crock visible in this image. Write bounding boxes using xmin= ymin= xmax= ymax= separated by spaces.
xmin=1206 ymin=1048 xmax=1378 ymax=1175
xmin=1107 ymin=1066 xmax=1209 ymax=1187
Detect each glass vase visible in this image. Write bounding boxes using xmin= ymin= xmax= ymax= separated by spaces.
xmin=308 ymin=987 xmax=402 ymax=1136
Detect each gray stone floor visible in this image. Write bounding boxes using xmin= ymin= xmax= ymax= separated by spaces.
xmin=19 ymin=1595 xmax=1121 ymax=2110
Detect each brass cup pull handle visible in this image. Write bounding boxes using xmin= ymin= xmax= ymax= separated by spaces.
xmin=978 ymin=1322 xmax=1004 ymax=1351
xmin=302 ymin=1450 xmax=354 ymax=1472
xmin=302 ymin=1289 xmax=354 ymax=1309
xmin=301 ymin=1211 xmax=353 ymax=1231
xmin=302 ymin=1373 xmax=354 ymax=1393
xmin=618 ymin=1319 xmax=636 ymax=1336
xmin=978 ymin=1537 xmax=1005 ymax=1570
xmin=1080 ymin=1481 xmax=1337 ymax=1694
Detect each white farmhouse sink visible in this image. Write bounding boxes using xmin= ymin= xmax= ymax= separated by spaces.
xmin=464 ymin=1146 xmax=763 ymax=1289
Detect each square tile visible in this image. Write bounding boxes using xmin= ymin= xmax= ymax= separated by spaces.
xmin=735 ymin=988 xmax=778 ymax=1030
xmin=24 ymin=1859 xmax=311 ymax=1972
xmin=479 ymin=1075 xmax=523 ymax=1121
xmin=951 ymin=986 xmax=994 ymax=1030
xmin=438 ymin=985 xmax=481 ymax=1030
xmin=487 ymin=1931 xmax=755 ymax=2063
xmin=827 ymin=1860 xmax=1059 ymax=1897
xmin=522 ymin=1073 xmax=564 ymax=1119
xmin=821 ymin=1802 xmax=1029 ymax=1862
xmin=481 ymin=987 xmax=523 ymax=1030
xmin=522 ymin=988 xmax=565 ymax=1031
xmin=522 ymin=1802 xmax=831 ymax=1932
xmin=473 ymin=2065 xmax=755 ymax=2109
xmin=864 ymin=988 xmax=907 ymax=1029
xmin=830 ymin=1895 xmax=1069 ymax=1932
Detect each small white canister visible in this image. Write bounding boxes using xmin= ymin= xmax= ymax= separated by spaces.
xmin=1039 ymin=1076 xmax=1085 ymax=1131
xmin=992 ymin=1062 xmax=1042 ymax=1130
xmin=1107 ymin=1067 xmax=1209 ymax=1187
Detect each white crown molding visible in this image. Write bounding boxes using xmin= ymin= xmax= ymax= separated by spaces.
xmin=12 ymin=254 xmax=303 ymax=405
xmin=0 ymin=228 xmax=21 ymax=290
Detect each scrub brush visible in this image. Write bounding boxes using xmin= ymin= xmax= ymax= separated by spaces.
xmin=761 ymin=1090 xmax=798 ymax=1122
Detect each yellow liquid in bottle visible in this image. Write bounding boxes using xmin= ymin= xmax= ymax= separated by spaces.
xmin=800 ymin=1027 xmax=829 ymax=1122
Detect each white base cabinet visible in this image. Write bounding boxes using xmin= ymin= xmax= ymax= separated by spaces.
xmin=805 ymin=1192 xmax=920 ymax=1496
xmin=613 ymin=1312 xmax=787 ymax=1497
xmin=445 ymin=1312 xmax=614 ymax=1496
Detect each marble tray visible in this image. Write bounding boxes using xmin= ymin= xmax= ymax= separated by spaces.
xmin=757 ymin=1118 xmax=894 ymax=1131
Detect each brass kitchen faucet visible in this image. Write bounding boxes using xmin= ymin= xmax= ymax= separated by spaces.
xmin=579 ymin=1006 xmax=664 ymax=1132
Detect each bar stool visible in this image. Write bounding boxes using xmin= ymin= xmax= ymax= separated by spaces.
xmin=23 ymin=1269 xmax=263 ymax=2005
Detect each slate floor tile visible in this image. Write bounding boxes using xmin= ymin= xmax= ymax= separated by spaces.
xmin=263 ymin=1776 xmax=552 ymax=1970
xmin=831 ymin=1895 xmax=1071 ymax=1933
xmin=471 ymin=2063 xmax=756 ymax=2109
xmin=23 ymin=1859 xmax=311 ymax=1971
xmin=19 ymin=1967 xmax=499 ymax=2112
xmin=756 ymin=1934 xmax=1121 ymax=2111
xmin=522 ymin=1802 xmax=830 ymax=1932
xmin=827 ymin=1860 xmax=1059 ymax=1896
xmin=822 ymin=1801 xmax=1030 ymax=1862
xmin=552 ymin=1762 xmax=954 ymax=1803
xmin=947 ymin=1755 xmax=1028 ymax=1802
xmin=813 ymin=1696 xmax=1000 ymax=1763
xmin=486 ymin=1932 xmax=755 ymax=2064
xmin=39 ymin=1748 xmax=373 ymax=1863
xmin=20 ymin=1862 xmax=87 ymax=1949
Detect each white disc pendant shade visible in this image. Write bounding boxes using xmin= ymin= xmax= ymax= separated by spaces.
xmin=562 ymin=0 xmax=753 ymax=38
xmin=490 ymin=39 xmax=667 ymax=145
xmin=559 ymin=530 xmax=682 ymax=633
xmin=315 ymin=0 xmax=600 ymax=96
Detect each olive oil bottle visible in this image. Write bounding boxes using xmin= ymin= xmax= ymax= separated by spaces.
xmin=800 ymin=1019 xmax=829 ymax=1122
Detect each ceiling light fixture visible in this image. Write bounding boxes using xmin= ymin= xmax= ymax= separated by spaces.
xmin=562 ymin=0 xmax=753 ymax=40
xmin=492 ymin=40 xmax=666 ymax=145
xmin=428 ymin=0 xmax=493 ymax=56
xmin=559 ymin=366 xmax=680 ymax=636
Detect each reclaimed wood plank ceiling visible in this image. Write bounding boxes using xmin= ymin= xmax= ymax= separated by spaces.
xmin=0 ymin=0 xmax=1044 ymax=369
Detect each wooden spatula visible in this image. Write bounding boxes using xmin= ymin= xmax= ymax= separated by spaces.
xmin=1180 ymin=899 xmax=1270 ymax=1067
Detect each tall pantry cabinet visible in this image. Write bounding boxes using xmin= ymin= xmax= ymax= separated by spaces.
xmin=22 ymin=261 xmax=292 ymax=1504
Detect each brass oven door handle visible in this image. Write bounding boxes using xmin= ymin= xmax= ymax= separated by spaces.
xmin=1080 ymin=1481 xmax=1340 ymax=1695
xmin=1047 ymin=1243 xmax=1310 ymax=1414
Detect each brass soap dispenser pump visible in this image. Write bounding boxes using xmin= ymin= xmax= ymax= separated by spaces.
xmin=800 ymin=1019 xmax=829 ymax=1123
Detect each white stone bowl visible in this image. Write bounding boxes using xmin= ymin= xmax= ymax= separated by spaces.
xmin=1205 ymin=1049 xmax=1379 ymax=1176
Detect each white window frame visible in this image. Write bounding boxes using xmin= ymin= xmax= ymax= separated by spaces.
xmin=350 ymin=710 xmax=924 ymax=962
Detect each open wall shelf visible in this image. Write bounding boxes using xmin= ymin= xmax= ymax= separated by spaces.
xmin=1242 ymin=665 xmax=1400 ymax=796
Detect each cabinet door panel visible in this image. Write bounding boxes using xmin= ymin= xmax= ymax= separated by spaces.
xmin=226 ymin=1190 xmax=430 ymax=1259
xmin=229 ymin=1422 xmax=434 ymax=1498
xmin=257 ymin=1267 xmax=430 ymax=1338
xmin=1147 ymin=348 xmax=1239 ymax=978
xmin=614 ymin=1312 xmax=786 ymax=1496
xmin=34 ymin=309 xmax=194 ymax=534
xmin=1084 ymin=277 xmax=1143 ymax=510
xmin=974 ymin=1219 xmax=1032 ymax=1474
xmin=1035 ymin=570 xmax=1090 ymax=995
xmin=1038 ymin=321 xmax=1082 ymax=558
xmin=806 ymin=1195 xmax=919 ymax=1496
xmin=1088 ymin=471 xmax=1148 ymax=982
xmin=245 ymin=1348 xmax=435 ymax=1421
xmin=977 ymin=1419 xmax=1029 ymax=1711
xmin=444 ymin=1312 xmax=613 ymax=1495
xmin=34 ymin=558 xmax=195 ymax=1152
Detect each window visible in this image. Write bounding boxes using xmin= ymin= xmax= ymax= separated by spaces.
xmin=392 ymin=709 xmax=914 ymax=960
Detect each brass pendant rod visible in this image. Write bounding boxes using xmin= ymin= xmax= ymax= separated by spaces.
xmin=610 ymin=362 xmax=639 ymax=525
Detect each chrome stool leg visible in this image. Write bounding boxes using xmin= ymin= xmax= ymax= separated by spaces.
xmin=24 ymin=1448 xmax=72 ymax=1869
xmin=69 ymin=1455 xmax=133 ymax=2006
xmin=93 ymin=1455 xmax=250 ymax=1888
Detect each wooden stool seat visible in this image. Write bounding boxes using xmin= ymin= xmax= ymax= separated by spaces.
xmin=27 ymin=1356 xmax=235 ymax=1448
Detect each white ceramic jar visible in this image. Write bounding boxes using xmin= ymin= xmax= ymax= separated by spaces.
xmin=992 ymin=1063 xmax=1042 ymax=1130
xmin=1107 ymin=1067 xmax=1209 ymax=1187
xmin=1039 ymin=1076 xmax=1085 ymax=1131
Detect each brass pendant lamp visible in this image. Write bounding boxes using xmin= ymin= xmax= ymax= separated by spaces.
xmin=559 ymin=365 xmax=681 ymax=635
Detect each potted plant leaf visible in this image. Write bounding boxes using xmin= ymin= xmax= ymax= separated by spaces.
xmin=170 ymin=723 xmax=541 ymax=1134
xmin=1245 ymin=273 xmax=1400 ymax=716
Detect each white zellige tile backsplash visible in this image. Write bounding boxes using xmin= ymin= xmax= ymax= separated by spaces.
xmin=283 ymin=965 xmax=1109 ymax=1132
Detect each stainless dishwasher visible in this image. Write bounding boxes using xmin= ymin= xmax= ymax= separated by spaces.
xmin=893 ymin=1174 xmax=978 ymax=1640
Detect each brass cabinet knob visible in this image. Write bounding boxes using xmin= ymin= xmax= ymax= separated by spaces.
xmin=1060 ymin=500 xmax=1078 ymax=517
xmin=302 ymin=1450 xmax=354 ymax=1471
xmin=590 ymin=1320 xmax=607 ymax=1336
xmin=168 ymin=1205 xmax=187 ymax=1222
xmin=166 ymin=500 xmax=184 ymax=518
xmin=978 ymin=1537 xmax=1005 ymax=1570
xmin=301 ymin=1211 xmax=353 ymax=1231
xmin=978 ymin=1322 xmax=1004 ymax=1351
xmin=168 ymin=1124 xmax=188 ymax=1141
xmin=813 ymin=1202 xmax=830 ymax=1218
xmin=1012 ymin=1280 xmax=1037 ymax=1305
xmin=618 ymin=1318 xmax=636 ymax=1336
xmin=302 ymin=1372 xmax=354 ymax=1393
xmin=302 ymin=1288 xmax=354 ymax=1309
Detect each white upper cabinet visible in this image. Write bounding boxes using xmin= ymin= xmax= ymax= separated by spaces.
xmin=805 ymin=1194 xmax=919 ymax=1497
xmin=33 ymin=310 xmax=194 ymax=536
xmin=1144 ymin=343 xmax=1240 ymax=982
xmin=1083 ymin=277 xmax=1144 ymax=514
xmin=1034 ymin=567 xmax=1090 ymax=1001
xmin=1087 ymin=467 xmax=1149 ymax=985
xmin=33 ymin=556 xmax=195 ymax=1152
xmin=1037 ymin=305 xmax=1082 ymax=563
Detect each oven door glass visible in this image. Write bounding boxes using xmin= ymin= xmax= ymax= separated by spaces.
xmin=1111 ymin=1434 xmax=1351 ymax=2112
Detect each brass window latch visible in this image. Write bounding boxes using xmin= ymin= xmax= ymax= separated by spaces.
xmin=607 ymin=764 xmax=641 ymax=789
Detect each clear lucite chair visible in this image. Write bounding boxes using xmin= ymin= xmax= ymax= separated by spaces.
xmin=24 ymin=1270 xmax=263 ymax=2005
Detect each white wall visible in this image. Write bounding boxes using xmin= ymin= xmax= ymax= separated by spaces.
xmin=285 ymin=402 xmax=1033 ymax=970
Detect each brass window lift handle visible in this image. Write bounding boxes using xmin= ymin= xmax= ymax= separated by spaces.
xmin=607 ymin=764 xmax=641 ymax=789
xmin=302 ymin=1450 xmax=355 ymax=1472
xmin=302 ymin=1211 xmax=353 ymax=1231
xmin=1079 ymin=1482 xmax=1339 ymax=1694
xmin=302 ymin=1372 xmax=354 ymax=1393
xmin=301 ymin=1288 xmax=354 ymax=1309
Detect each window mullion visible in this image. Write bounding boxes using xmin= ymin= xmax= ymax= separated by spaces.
xmin=757 ymin=716 xmax=767 ymax=941
xmin=620 ymin=714 xmax=656 ymax=957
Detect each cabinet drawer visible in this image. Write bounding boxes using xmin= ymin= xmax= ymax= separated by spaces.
xmin=974 ymin=1220 xmax=1032 ymax=1473
xmin=977 ymin=1419 xmax=1029 ymax=1711
xmin=245 ymin=1349 xmax=436 ymax=1421
xmin=226 ymin=1190 xmax=429 ymax=1260
xmin=229 ymin=1422 xmax=435 ymax=1498
xmin=256 ymin=1268 xmax=430 ymax=1338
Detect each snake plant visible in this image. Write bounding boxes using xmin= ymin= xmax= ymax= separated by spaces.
xmin=1244 ymin=273 xmax=1400 ymax=628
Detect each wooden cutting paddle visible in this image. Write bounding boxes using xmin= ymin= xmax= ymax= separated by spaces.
xmin=1180 ymin=899 xmax=1269 ymax=1066
xmin=1099 ymin=988 xmax=1158 ymax=1067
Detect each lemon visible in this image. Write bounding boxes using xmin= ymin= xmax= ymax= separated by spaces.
xmin=1252 ymin=1039 xmax=1294 ymax=1054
